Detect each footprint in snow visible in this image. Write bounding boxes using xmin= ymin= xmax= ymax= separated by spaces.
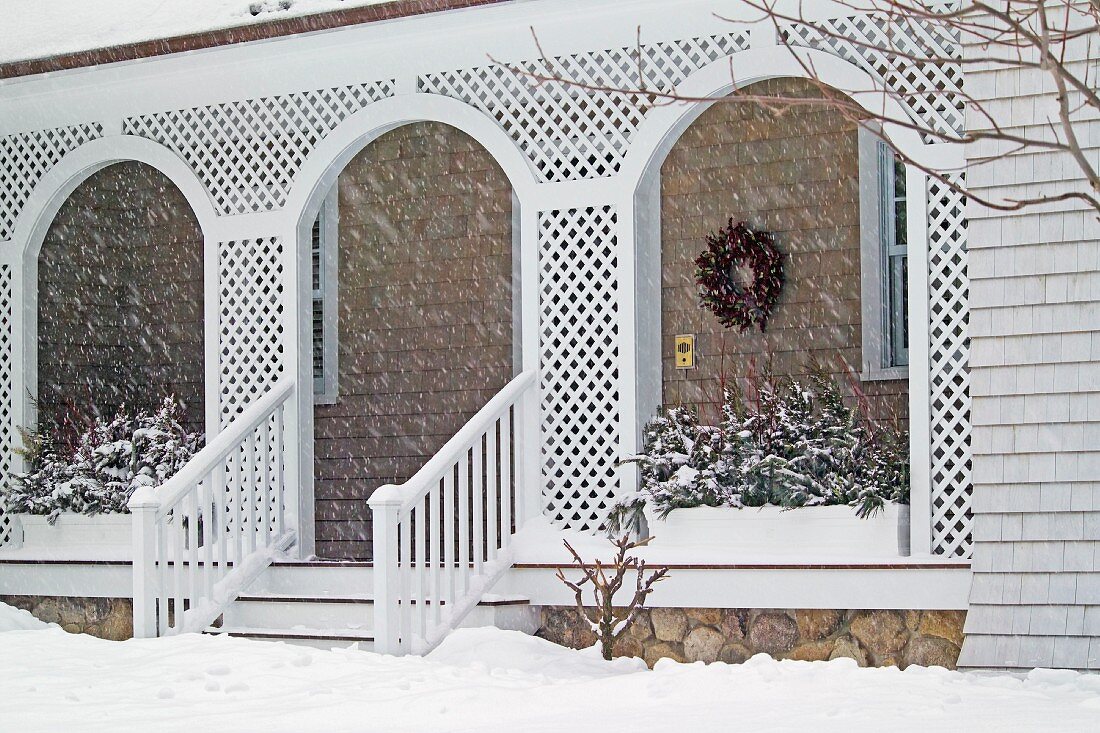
xmin=224 ymin=682 xmax=250 ymax=694
xmin=157 ymin=688 xmax=175 ymax=700
xmin=206 ymin=664 xmax=232 ymax=676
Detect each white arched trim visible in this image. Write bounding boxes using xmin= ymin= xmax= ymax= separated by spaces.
xmin=621 ymin=45 xmax=946 ymax=191
xmin=7 ymin=135 xmax=217 ymax=477
xmin=620 ymin=45 xmax=952 ymax=556
xmin=286 ymin=93 xmax=539 ymax=227
xmin=12 ymin=135 xmax=218 ymax=259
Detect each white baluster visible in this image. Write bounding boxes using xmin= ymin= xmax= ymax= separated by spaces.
xmin=486 ymin=419 xmax=498 ymax=561
xmin=457 ymin=449 xmax=470 ymax=598
xmin=443 ymin=465 xmax=455 ymax=607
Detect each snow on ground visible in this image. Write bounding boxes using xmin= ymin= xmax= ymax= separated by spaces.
xmin=0 ymin=601 xmax=50 ymax=631
xmin=2 ymin=0 xmax=392 ymax=65
xmin=2 ymin=604 xmax=1099 ymax=732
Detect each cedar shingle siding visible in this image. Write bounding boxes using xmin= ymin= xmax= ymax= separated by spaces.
xmin=660 ymin=78 xmax=907 ymax=426
xmin=313 ymin=122 xmax=513 ymax=560
xmin=37 ymin=162 xmax=205 ymax=431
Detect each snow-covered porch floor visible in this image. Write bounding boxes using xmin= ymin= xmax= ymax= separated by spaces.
xmin=2 ymin=604 xmax=1098 ymax=732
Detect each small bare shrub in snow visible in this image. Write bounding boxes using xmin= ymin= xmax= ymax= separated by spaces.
xmin=610 ymin=370 xmax=909 ymax=535
xmin=555 ymin=535 xmax=669 ymax=661
xmin=4 ymin=397 xmax=202 ymax=522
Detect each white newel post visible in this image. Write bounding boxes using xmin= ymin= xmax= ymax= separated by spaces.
xmin=130 ymin=503 xmax=158 ymax=638
xmin=370 ymin=490 xmax=401 ymax=655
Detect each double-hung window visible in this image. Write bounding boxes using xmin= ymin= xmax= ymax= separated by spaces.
xmin=312 ymin=188 xmax=339 ymax=403
xmin=859 ymin=126 xmax=910 ymax=379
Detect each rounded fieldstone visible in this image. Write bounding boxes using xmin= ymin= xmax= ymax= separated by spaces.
xmin=905 ymin=610 xmax=922 ymax=631
xmin=62 ymin=623 xmax=82 ymax=634
xmin=721 ymin=610 xmax=747 ymax=641
xmin=99 ymin=607 xmax=134 ymax=641
xmin=795 ymin=609 xmax=843 ymax=642
xmin=625 ymin=612 xmax=654 ymax=641
xmin=614 ymin=636 xmax=644 ymax=660
xmin=829 ymin=634 xmax=868 ymax=666
xmin=683 ymin=625 xmax=725 ymax=663
xmin=651 ymin=608 xmax=688 ymax=642
xmin=57 ymin=599 xmax=85 ymax=627
xmin=849 ymin=610 xmax=909 ymax=658
xmin=685 ymin=608 xmax=724 ymax=626
xmin=32 ymin=598 xmax=61 ymax=625
xmin=904 ymin=636 xmax=960 ymax=670
xmin=918 ymin=610 xmax=966 ymax=647
xmin=748 ymin=612 xmax=799 ymax=655
xmin=536 ymin=608 xmax=573 ymax=646
xmin=719 ymin=641 xmax=752 ymax=664
xmin=785 ymin=640 xmax=834 ymax=662
xmin=644 ymin=641 xmax=686 ymax=668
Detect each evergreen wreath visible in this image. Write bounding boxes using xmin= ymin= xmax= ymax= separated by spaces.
xmin=695 ymin=219 xmax=784 ymax=332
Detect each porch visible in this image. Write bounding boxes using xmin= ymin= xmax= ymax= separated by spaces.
xmin=0 ymin=0 xmax=975 ymax=662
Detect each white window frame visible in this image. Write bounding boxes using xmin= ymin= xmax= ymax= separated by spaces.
xmin=312 ymin=186 xmax=339 ymax=404
xmin=858 ymin=125 xmax=909 ymax=382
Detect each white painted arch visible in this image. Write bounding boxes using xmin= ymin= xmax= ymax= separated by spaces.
xmin=617 ymin=45 xmax=955 ymax=555
xmin=281 ymin=93 xmax=545 ymax=556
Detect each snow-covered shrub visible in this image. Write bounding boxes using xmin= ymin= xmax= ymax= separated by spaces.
xmin=5 ymin=397 xmax=203 ymax=523
xmin=610 ymin=371 xmax=909 ymax=535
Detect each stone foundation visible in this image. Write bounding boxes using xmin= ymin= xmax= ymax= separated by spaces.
xmin=1 ymin=595 xmax=133 ymax=640
xmin=537 ymin=607 xmax=965 ymax=669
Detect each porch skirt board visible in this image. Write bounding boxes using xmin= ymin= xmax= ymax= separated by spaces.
xmin=644 ymin=503 xmax=908 ymax=558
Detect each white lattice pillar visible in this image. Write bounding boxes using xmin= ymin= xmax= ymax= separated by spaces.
xmin=0 ymin=255 xmax=15 ymax=547
xmin=926 ymin=175 xmax=972 ymax=557
xmin=538 ymin=205 xmax=623 ymax=531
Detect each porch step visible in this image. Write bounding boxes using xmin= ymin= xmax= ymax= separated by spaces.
xmin=211 ymin=558 xmax=541 ymax=650
xmin=222 ymin=591 xmax=534 ymax=634
xmin=205 ymin=625 xmax=376 ymax=651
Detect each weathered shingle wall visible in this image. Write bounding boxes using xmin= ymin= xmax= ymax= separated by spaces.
xmin=38 ymin=162 xmax=206 ymax=432
xmin=959 ymin=32 xmax=1100 ymax=669
xmin=312 ymin=122 xmax=513 ymax=560
xmin=660 ymin=78 xmax=907 ymax=426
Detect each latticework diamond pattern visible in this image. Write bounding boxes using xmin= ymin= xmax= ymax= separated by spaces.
xmin=782 ymin=11 xmax=964 ymax=140
xmin=420 ymin=34 xmax=750 ymax=182
xmin=927 ymin=175 xmax=972 ymax=557
xmin=0 ymin=124 xmax=102 ymax=241
xmin=0 ymin=266 xmax=14 ymax=546
xmin=539 ymin=207 xmax=620 ymax=532
xmin=124 ymin=83 xmax=394 ymax=215
xmin=219 ymin=238 xmax=284 ymax=422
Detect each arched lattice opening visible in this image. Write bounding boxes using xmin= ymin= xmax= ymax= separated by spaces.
xmin=658 ymin=77 xmax=908 ymax=426
xmin=37 ymin=161 xmax=206 ymax=434
xmin=313 ymin=121 xmax=515 ymax=560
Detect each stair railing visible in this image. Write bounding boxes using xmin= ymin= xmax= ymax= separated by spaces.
xmin=369 ymin=370 xmax=537 ymax=655
xmin=129 ymin=377 xmax=297 ymax=637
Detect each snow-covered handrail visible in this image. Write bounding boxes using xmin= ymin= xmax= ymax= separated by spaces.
xmin=369 ymin=370 xmax=537 ymax=655
xmin=129 ymin=377 xmax=297 ymax=638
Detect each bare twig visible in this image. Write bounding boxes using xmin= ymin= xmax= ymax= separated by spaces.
xmin=555 ymin=535 xmax=669 ymax=661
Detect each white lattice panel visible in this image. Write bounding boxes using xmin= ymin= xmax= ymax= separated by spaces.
xmin=782 ymin=11 xmax=964 ymax=140
xmin=0 ymin=124 xmax=102 ymax=241
xmin=0 ymin=266 xmax=12 ymax=547
xmin=124 ymin=83 xmax=394 ymax=215
xmin=539 ymin=207 xmax=620 ymax=532
xmin=420 ymin=34 xmax=750 ymax=182
xmin=219 ymin=238 xmax=284 ymax=422
xmin=927 ymin=175 xmax=972 ymax=558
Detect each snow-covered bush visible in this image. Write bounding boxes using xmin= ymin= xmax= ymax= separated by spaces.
xmin=4 ymin=397 xmax=203 ymax=522
xmin=610 ymin=371 xmax=909 ymax=535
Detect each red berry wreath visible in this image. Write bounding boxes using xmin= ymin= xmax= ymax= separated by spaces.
xmin=695 ymin=219 xmax=784 ymax=333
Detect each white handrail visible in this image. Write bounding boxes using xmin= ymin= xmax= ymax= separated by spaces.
xmin=370 ymin=371 xmax=536 ymax=512
xmin=129 ymin=378 xmax=295 ymax=515
xmin=130 ymin=377 xmax=297 ymax=638
xmin=369 ymin=369 xmax=537 ymax=655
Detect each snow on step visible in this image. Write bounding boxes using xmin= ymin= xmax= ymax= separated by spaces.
xmin=210 ymin=562 xmax=541 ymax=650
